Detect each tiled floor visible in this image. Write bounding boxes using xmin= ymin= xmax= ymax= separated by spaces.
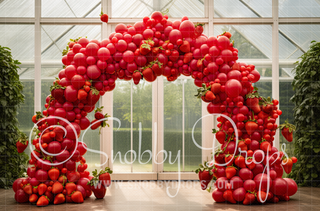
xmin=1 ymin=181 xmax=320 ymax=211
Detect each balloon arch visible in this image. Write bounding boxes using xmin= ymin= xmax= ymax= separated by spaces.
xmin=14 ymin=11 xmax=297 ymax=206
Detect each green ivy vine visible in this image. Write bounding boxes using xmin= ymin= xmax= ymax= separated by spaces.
xmin=290 ymin=40 xmax=320 ymax=186
xmin=0 ymin=46 xmax=28 ymax=188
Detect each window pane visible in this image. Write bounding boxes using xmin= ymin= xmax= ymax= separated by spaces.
xmin=0 ymin=0 xmax=34 ymax=17
xmin=163 ymin=79 xmax=183 ymax=171
xmin=253 ymin=81 xmax=272 ymax=97
xmin=279 ymin=0 xmax=320 ymax=17
xmin=113 ymin=81 xmax=131 ymax=172
xmin=41 ymin=0 xmax=101 ymax=18
xmin=0 ymin=25 xmax=34 ymax=61
xmin=214 ymin=0 xmax=271 ymax=17
xmin=279 ymin=25 xmax=320 ymax=60
xmin=112 ymin=0 xmax=204 ymax=18
xmin=214 ymin=25 xmax=271 ymax=60
xmin=18 ymin=81 xmax=34 ymax=157
xmin=132 ymin=81 xmax=153 ymax=172
xmin=184 ymin=79 xmax=202 ymax=171
xmin=41 ymin=25 xmax=101 ymax=61
xmin=279 ymin=81 xmax=295 ymax=156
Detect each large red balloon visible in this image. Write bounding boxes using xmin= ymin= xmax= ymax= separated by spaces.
xmin=225 ymin=79 xmax=242 ymax=98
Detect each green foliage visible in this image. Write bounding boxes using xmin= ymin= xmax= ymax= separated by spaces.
xmin=0 ymin=46 xmax=28 ymax=188
xmin=290 ymin=41 xmax=320 ymax=187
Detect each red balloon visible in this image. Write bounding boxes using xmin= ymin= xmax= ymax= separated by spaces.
xmin=225 ymin=79 xmax=242 ymax=98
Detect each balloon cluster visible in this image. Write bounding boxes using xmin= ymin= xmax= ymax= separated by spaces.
xmin=13 ymin=11 xmax=297 ymax=206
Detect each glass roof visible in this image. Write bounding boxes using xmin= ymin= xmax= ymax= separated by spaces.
xmin=0 ymin=0 xmax=320 ymax=79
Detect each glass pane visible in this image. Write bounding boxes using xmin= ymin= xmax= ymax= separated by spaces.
xmin=163 ymin=79 xmax=183 ymax=171
xmin=41 ymin=0 xmax=101 ymax=18
xmin=113 ymin=81 xmax=131 ymax=172
xmin=214 ymin=25 xmax=271 ymax=60
xmin=161 ymin=0 xmax=205 ymax=18
xmin=279 ymin=0 xmax=320 ymax=17
xmin=253 ymin=81 xmax=272 ymax=97
xmin=82 ymin=102 xmax=101 ymax=173
xmin=279 ymin=81 xmax=295 ymax=156
xmin=214 ymin=0 xmax=271 ymax=17
xmin=0 ymin=25 xmax=34 ymax=61
xmin=279 ymin=25 xmax=320 ymax=60
xmin=112 ymin=0 xmax=204 ymax=18
xmin=41 ymin=25 xmax=101 ymax=61
xmin=18 ymin=81 xmax=34 ymax=158
xmin=256 ymin=67 xmax=272 ymax=77
xmin=0 ymin=0 xmax=34 ymax=17
xmin=184 ymin=79 xmax=202 ymax=171
xmin=132 ymin=81 xmax=153 ymax=172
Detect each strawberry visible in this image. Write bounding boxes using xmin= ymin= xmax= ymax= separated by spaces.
xmin=98 ymin=167 xmax=113 ymax=187
xmin=211 ymin=83 xmax=221 ymax=94
xmin=151 ymin=60 xmax=163 ymax=76
xmin=243 ymin=192 xmax=255 ymax=205
xmin=32 ymin=111 xmax=44 ymax=123
xmin=225 ymin=166 xmax=237 ymax=179
xmin=77 ymin=163 xmax=88 ymax=172
xmin=52 ymin=181 xmax=63 ymax=194
xmin=246 ymin=92 xmax=261 ymax=114
xmin=222 ymin=31 xmax=232 ymax=39
xmin=238 ymin=140 xmax=247 ymax=151
xmin=38 ymin=183 xmax=47 ymax=195
xmin=132 ymin=71 xmax=142 ymax=85
xmin=16 ymin=140 xmax=28 ymax=153
xmin=71 ymin=191 xmax=84 ymax=203
xmin=78 ymin=89 xmax=88 ymax=100
xmin=53 ymin=126 xmax=64 ymax=142
xmin=91 ymin=119 xmax=101 ymax=130
xmin=48 ymin=168 xmax=60 ymax=181
xmin=58 ymin=175 xmax=67 ymax=185
xmin=140 ymin=43 xmax=151 ymax=55
xmin=29 ymin=194 xmax=38 ymax=203
xmin=66 ymin=182 xmax=77 ymax=195
xmin=54 ymin=193 xmax=66 ymax=205
xmin=50 ymin=81 xmax=66 ymax=102
xmin=257 ymin=111 xmax=269 ymax=120
xmin=224 ymin=154 xmax=234 ymax=166
xmin=194 ymin=23 xmax=204 ymax=38
xmin=94 ymin=106 xmax=104 ymax=120
xmin=183 ymin=53 xmax=193 ymax=64
xmin=205 ymin=91 xmax=216 ymax=101
xmin=87 ymin=88 xmax=100 ymax=106
xmin=279 ymin=120 xmax=295 ymax=142
xmin=246 ymin=158 xmax=256 ymax=170
xmin=291 ymin=156 xmax=298 ymax=163
xmin=142 ymin=67 xmax=156 ymax=82
xmin=234 ymin=156 xmax=246 ymax=168
xmin=91 ymin=181 xmax=107 ymax=199
xmin=36 ymin=195 xmax=49 ymax=207
xmin=195 ymin=161 xmax=214 ymax=190
xmin=223 ymin=190 xmax=236 ymax=204
xmin=215 ymin=131 xmax=226 ymax=144
xmin=179 ymin=40 xmax=190 ymax=53
xmin=282 ymin=158 xmax=293 ymax=174
xmin=256 ymin=191 xmax=267 ymax=203
xmin=260 ymin=141 xmax=271 ymax=152
xmin=199 ymin=170 xmax=213 ymax=190
xmin=100 ymin=12 xmax=108 ymax=23
xmin=214 ymin=151 xmax=225 ymax=164
xmin=245 ymin=120 xmax=258 ymax=135
xmin=23 ymin=184 xmax=33 ymax=195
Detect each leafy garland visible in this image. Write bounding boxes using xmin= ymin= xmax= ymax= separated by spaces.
xmin=0 ymin=46 xmax=28 ymax=188
xmin=290 ymin=40 xmax=320 ymax=186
